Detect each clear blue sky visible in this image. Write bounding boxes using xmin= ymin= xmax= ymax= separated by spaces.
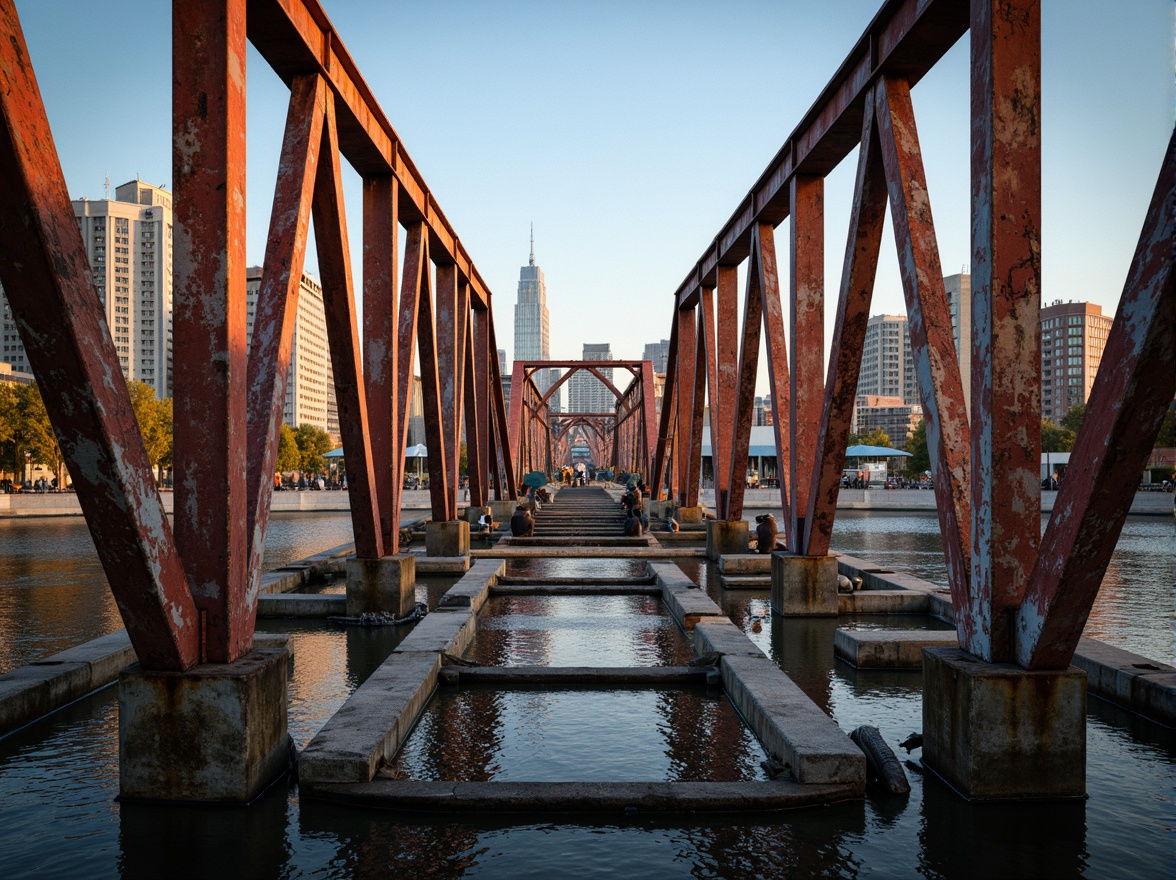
xmin=14 ymin=1 xmax=1174 ymax=385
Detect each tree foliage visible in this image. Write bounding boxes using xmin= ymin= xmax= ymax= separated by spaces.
xmin=0 ymin=383 xmax=60 ymax=481
xmin=127 ymin=381 xmax=172 ymax=476
xmin=294 ymin=423 xmax=332 ymax=474
xmin=1061 ymin=403 xmax=1086 ymax=436
xmin=1156 ymin=404 xmax=1176 ymax=449
xmin=276 ymin=423 xmax=301 ymax=473
xmin=856 ymin=427 xmax=894 ymax=449
xmin=904 ymin=419 xmax=930 ymax=474
xmin=1041 ymin=419 xmax=1075 ymax=453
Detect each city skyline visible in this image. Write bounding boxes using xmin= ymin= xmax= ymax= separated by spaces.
xmin=12 ymin=0 xmax=1170 ymax=390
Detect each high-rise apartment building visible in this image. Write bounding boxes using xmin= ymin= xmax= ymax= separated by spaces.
xmin=945 ymin=273 xmax=971 ymax=416
xmin=244 ymin=267 xmax=339 ymax=440
xmin=512 ymin=229 xmax=559 ymax=411
xmin=568 ymin=343 xmax=614 ymax=413
xmin=857 ymin=314 xmax=918 ymax=406
xmin=643 ymin=339 xmax=670 ymax=374
xmin=1040 ymin=300 xmax=1112 ymax=424
xmin=2 ymin=179 xmax=174 ymax=399
xmin=854 ymin=394 xmax=923 ymax=448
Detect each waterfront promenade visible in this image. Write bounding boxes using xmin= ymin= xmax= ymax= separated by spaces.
xmin=2 ymin=485 xmax=1171 ymax=517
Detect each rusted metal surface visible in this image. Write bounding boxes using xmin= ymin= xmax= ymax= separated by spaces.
xmin=0 ymin=0 xmax=199 ymax=671
xmin=1016 ymin=132 xmax=1175 ymax=669
xmin=753 ymin=223 xmax=794 ymax=546
xmin=434 ymin=264 xmax=466 ymax=520
xmin=804 ymin=100 xmax=888 ymax=557
xmin=246 ymin=73 xmax=324 ymax=586
xmin=465 ymin=307 xmax=486 ymax=507
xmin=311 ymin=94 xmax=383 ymax=559
xmin=672 ymin=0 xmax=969 ymax=310
xmin=875 ymin=75 xmax=972 ymax=600
xmin=172 ymin=0 xmax=251 ymax=664
xmin=698 ymin=287 xmax=722 ymax=514
xmin=362 ymin=173 xmax=399 ymax=552
xmin=789 ymin=175 xmax=824 ymax=547
xmin=967 ymin=0 xmax=1041 ymax=661
xmin=714 ymin=267 xmax=739 ymax=518
xmin=485 ymin=311 xmax=516 ymax=500
xmin=639 ymin=361 xmax=659 ymax=478
xmin=675 ymin=307 xmax=698 ymax=506
xmin=725 ymin=235 xmax=765 ymax=522
xmin=394 ymin=222 xmax=427 ymax=520
xmin=650 ymin=318 xmax=679 ymax=501
xmin=415 ymin=254 xmax=450 ymax=518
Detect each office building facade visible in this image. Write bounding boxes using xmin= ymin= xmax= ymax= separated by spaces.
xmin=857 ymin=314 xmax=918 ymax=406
xmin=1040 ymin=300 xmax=1112 ymax=424
xmin=512 ymin=231 xmax=559 ymax=411
xmin=568 ymin=343 xmax=614 ymax=413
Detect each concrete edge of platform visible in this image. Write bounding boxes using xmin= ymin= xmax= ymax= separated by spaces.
xmin=414 ymin=556 xmax=471 ymax=574
xmin=441 ymin=666 xmax=714 ymax=686
xmin=833 ymin=628 xmax=959 ymax=669
xmin=720 ymin=575 xmax=772 ymax=590
xmin=437 ymin=559 xmax=506 ymax=612
xmin=651 ymin=562 xmax=727 ymax=631
xmin=472 ymin=547 xmax=706 ymax=558
xmin=0 ymin=630 xmax=135 ymax=737
xmin=720 ymin=654 xmax=866 ymax=789
xmin=490 ymin=583 xmax=662 ymax=596
xmin=308 ymin=779 xmax=863 ymax=813
xmin=257 ymin=593 xmax=346 ymax=617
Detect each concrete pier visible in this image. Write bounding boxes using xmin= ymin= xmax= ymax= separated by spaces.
xmin=922 ymin=647 xmax=1087 ymax=801
xmin=705 ymin=519 xmax=749 ymax=560
xmin=346 ymin=554 xmax=416 ymax=617
xmin=426 ymin=520 xmax=470 ymax=557
xmin=771 ymin=554 xmax=839 ymax=616
xmin=118 ymin=643 xmax=291 ymax=803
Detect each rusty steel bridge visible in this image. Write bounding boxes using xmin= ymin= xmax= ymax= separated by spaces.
xmin=0 ymin=0 xmax=1171 ymax=813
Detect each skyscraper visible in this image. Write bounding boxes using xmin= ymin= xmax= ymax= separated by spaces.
xmin=643 ymin=339 xmax=670 ymax=374
xmin=1040 ymin=300 xmax=1112 ymax=424
xmin=244 ymin=267 xmax=339 ymax=440
xmin=944 ymin=273 xmax=971 ymax=417
xmin=2 ymin=179 xmax=175 ymax=399
xmin=568 ymin=343 xmax=614 ymax=412
xmin=513 ymin=228 xmax=559 ymax=411
xmin=856 ymin=314 xmax=918 ymax=406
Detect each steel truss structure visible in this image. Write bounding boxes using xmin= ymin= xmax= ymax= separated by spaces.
xmin=650 ymin=0 xmax=1174 ymax=669
xmin=0 ymin=0 xmax=514 ymax=669
xmin=508 ymin=360 xmax=659 ymax=481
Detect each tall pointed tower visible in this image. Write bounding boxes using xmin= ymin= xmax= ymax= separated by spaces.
xmin=513 ymin=226 xmax=559 ymax=411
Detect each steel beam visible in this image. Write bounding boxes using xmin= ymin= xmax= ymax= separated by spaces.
xmin=715 ymin=267 xmax=740 ymax=519
xmin=246 ymin=73 xmax=324 ymax=586
xmin=789 ymin=175 xmax=824 ymax=546
xmin=465 ymin=307 xmax=486 ymax=507
xmin=362 ymin=173 xmax=399 ymax=552
xmin=805 ymin=99 xmax=888 ymax=556
xmin=725 ymin=238 xmax=765 ymax=522
xmin=172 ymin=0 xmax=251 ymax=664
xmin=0 ymin=0 xmax=199 ymax=671
xmin=416 ymin=257 xmax=450 ymax=519
xmin=675 ymin=307 xmax=698 ymax=506
xmin=968 ymin=0 xmax=1041 ymax=661
xmin=1016 ymin=131 xmax=1175 ymax=669
xmin=311 ymin=94 xmax=382 ymax=559
xmin=650 ymin=316 xmax=679 ymax=501
xmin=394 ymin=222 xmax=427 ymax=521
xmin=875 ymin=75 xmax=971 ymax=600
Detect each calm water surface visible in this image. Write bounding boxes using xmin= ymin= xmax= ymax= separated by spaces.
xmin=0 ymin=509 xmax=1172 ymax=878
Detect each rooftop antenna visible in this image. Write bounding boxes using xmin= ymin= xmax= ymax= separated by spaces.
xmin=104 ymin=174 xmax=110 ymax=199
xmin=529 ymin=223 xmax=535 ymax=266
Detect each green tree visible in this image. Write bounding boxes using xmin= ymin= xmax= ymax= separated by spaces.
xmin=294 ymin=423 xmax=332 ymax=474
xmin=1041 ymin=419 xmax=1075 ymax=453
xmin=904 ymin=419 xmax=930 ymax=475
xmin=276 ymin=423 xmax=301 ymax=473
xmin=857 ymin=427 xmax=894 ymax=449
xmin=127 ymin=381 xmax=170 ymax=480
xmin=459 ymin=441 xmax=468 ymax=476
xmin=1 ymin=384 xmax=62 ymax=484
xmin=1061 ymin=403 xmax=1086 ymax=436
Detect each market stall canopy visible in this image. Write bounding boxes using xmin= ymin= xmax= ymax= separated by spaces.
xmin=325 ymin=447 xmax=345 ymax=459
xmin=405 ymin=444 xmax=428 ymax=458
xmin=846 ymin=445 xmax=912 ymax=457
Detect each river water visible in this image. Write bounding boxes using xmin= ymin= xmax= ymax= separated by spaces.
xmin=0 ymin=508 xmax=1172 ymax=877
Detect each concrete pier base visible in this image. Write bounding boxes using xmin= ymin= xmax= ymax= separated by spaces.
xmin=465 ymin=505 xmax=490 ymax=525
xmin=118 ymin=644 xmax=290 ymax=803
xmin=648 ymin=499 xmax=672 ymax=519
xmin=346 ymin=554 xmax=416 ymax=617
xmin=922 ymin=646 xmax=1086 ymax=801
xmin=706 ymin=519 xmax=749 ymax=560
xmin=426 ymin=520 xmax=470 ymax=557
xmin=771 ymin=554 xmax=838 ymax=616
xmin=489 ymin=499 xmax=515 ymax=524
xmin=676 ymin=505 xmax=704 ymax=525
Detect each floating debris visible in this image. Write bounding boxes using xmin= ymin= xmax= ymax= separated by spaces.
xmin=328 ymin=602 xmax=428 ymax=627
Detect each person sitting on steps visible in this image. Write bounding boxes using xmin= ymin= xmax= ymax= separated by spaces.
xmin=510 ymin=503 xmax=534 ymax=537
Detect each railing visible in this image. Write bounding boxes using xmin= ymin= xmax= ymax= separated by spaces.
xmin=651 ymin=0 xmax=1174 ymax=670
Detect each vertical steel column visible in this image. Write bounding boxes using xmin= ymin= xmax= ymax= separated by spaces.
xmin=675 ymin=307 xmax=697 ymax=505
xmin=726 ymin=252 xmax=764 ymax=522
xmin=699 ymin=287 xmax=722 ymax=514
xmin=639 ymin=361 xmax=659 ymax=478
xmin=247 ymin=75 xmax=324 ymax=587
xmin=434 ymin=264 xmax=465 ymax=520
xmin=650 ymin=316 xmax=679 ymax=500
xmin=486 ymin=313 xmax=516 ymax=500
xmin=465 ymin=307 xmax=487 ymax=507
xmin=789 ymin=176 xmax=824 ymax=548
xmin=172 ymin=0 xmax=250 ymax=663
xmin=311 ymin=96 xmax=382 ymax=559
xmin=876 ymin=76 xmax=971 ymax=599
xmin=394 ymin=223 xmax=427 ymax=523
xmin=507 ymin=361 xmax=526 ymax=475
xmin=805 ymin=100 xmax=888 ymax=556
xmin=362 ymin=174 xmax=399 ymax=552
xmin=968 ymin=0 xmax=1041 ymax=660
xmin=0 ymin=0 xmax=199 ymax=670
xmin=685 ymin=319 xmax=706 ymax=507
xmin=714 ymin=267 xmax=740 ymax=519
